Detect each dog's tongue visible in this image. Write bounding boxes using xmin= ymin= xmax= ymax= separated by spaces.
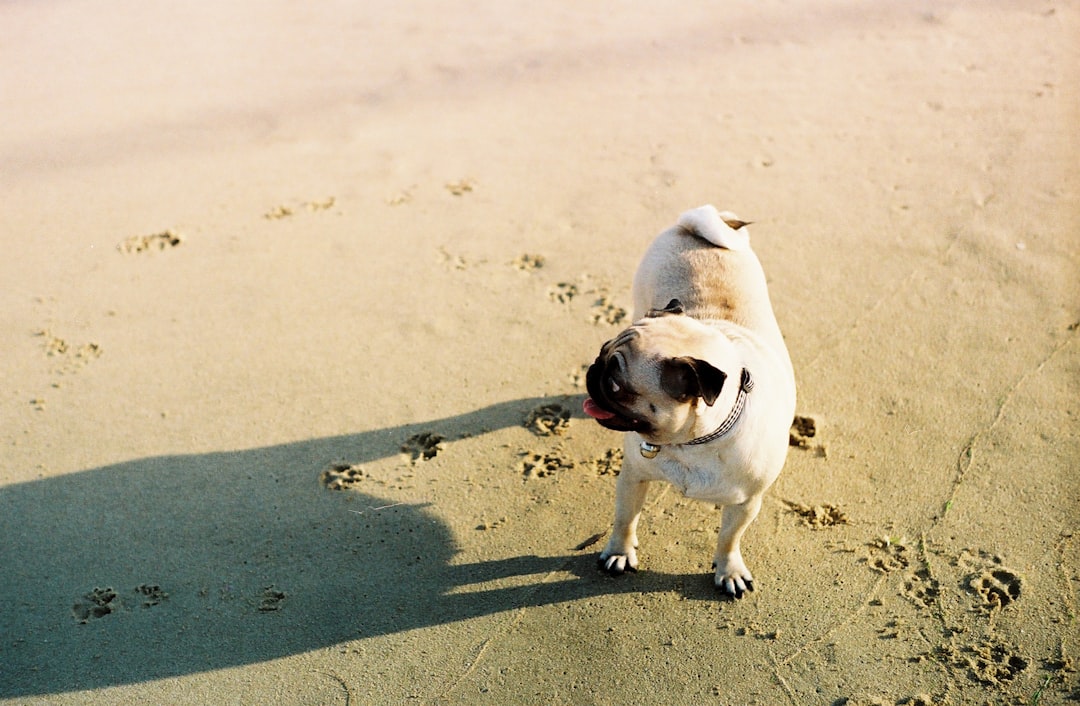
xmin=583 ymin=398 xmax=617 ymax=421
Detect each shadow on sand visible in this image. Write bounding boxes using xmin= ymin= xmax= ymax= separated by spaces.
xmin=0 ymin=394 xmax=723 ymax=697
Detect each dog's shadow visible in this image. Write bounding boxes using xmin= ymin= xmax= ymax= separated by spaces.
xmin=0 ymin=395 xmax=721 ymax=698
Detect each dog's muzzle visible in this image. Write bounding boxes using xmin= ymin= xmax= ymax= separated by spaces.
xmin=582 ymin=355 xmax=652 ymax=434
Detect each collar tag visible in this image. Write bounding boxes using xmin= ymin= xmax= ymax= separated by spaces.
xmin=639 ymin=442 xmax=660 ymax=459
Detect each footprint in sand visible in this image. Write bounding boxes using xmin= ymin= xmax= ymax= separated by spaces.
xmin=548 ymin=282 xmax=578 ymax=304
xmin=305 ymin=197 xmax=336 ymax=211
xmin=590 ymin=295 xmax=627 ymax=326
xmin=258 ymin=586 xmax=286 ymax=612
xmin=401 ymin=432 xmax=445 ymax=462
xmin=789 ymin=415 xmax=817 ymax=444
xmin=958 ymin=549 xmax=1024 ymax=611
xmin=264 ymin=197 xmax=337 ymax=220
xmin=436 ymin=246 xmax=470 ymax=271
xmin=902 ymin=568 xmax=941 ymax=609
xmin=444 ymin=178 xmax=475 ymax=196
xmin=789 ymin=414 xmax=827 ymax=457
xmin=864 ymin=537 xmax=910 ymax=573
xmin=35 ymin=330 xmax=103 ymax=374
xmin=961 ymin=640 xmax=1029 ymax=685
xmin=135 ymin=584 xmax=168 ymax=608
xmin=73 ymin=584 xmax=169 ymax=622
xmin=568 ymin=364 xmax=589 ymax=389
xmin=512 ymin=254 xmax=545 ymax=272
xmin=519 ymin=450 xmax=574 ymax=479
xmin=968 ymin=566 xmax=1023 ymax=610
xmin=72 ymin=587 xmax=120 ymax=623
xmin=320 ymin=463 xmax=366 ymax=490
xmin=386 ymin=185 xmax=416 ymax=206
xmin=524 ymin=403 xmax=571 ymax=437
xmin=117 ymin=230 xmax=182 ymax=254
xmin=784 ymin=501 xmax=849 ymax=529
xmin=475 ymin=516 xmax=508 ymax=531
xmin=265 ymin=205 xmax=295 ymax=219
xmin=39 ymin=331 xmax=69 ymax=357
xmin=584 ymin=448 xmax=623 ymax=476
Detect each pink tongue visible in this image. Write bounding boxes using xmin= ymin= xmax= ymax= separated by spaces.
xmin=583 ymin=398 xmax=617 ymax=421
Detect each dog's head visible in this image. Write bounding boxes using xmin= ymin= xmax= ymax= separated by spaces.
xmin=583 ymin=300 xmax=729 ymax=442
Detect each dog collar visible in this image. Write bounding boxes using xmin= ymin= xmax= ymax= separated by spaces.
xmin=639 ymin=368 xmax=754 ymax=459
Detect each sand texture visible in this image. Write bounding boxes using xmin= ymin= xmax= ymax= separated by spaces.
xmin=1 ymin=1 xmax=1078 ymax=704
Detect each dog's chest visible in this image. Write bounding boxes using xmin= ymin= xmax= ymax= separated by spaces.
xmin=653 ymin=447 xmax=749 ymax=506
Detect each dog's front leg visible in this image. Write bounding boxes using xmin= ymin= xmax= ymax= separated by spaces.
xmin=713 ymin=494 xmax=763 ymax=598
xmin=598 ymin=461 xmax=651 ymax=575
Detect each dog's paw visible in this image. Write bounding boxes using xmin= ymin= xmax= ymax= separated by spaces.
xmin=598 ymin=545 xmax=638 ymax=576
xmin=713 ymin=555 xmax=755 ymax=599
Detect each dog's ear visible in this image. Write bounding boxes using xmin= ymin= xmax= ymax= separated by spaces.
xmin=645 ymin=299 xmax=684 ymax=318
xmin=721 ymin=217 xmax=751 ymax=230
xmin=660 ymin=357 xmax=727 ymax=406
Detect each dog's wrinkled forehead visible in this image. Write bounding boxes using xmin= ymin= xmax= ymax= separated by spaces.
xmin=601 ymin=315 xmax=676 ymax=356
xmin=601 ymin=327 xmax=641 ymax=357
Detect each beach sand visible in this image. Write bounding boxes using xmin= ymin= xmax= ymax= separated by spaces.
xmin=1 ymin=1 xmax=1078 ymax=703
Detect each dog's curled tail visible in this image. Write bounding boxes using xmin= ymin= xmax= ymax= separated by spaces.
xmin=677 ymin=204 xmax=751 ymax=252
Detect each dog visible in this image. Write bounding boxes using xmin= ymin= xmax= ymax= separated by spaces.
xmin=582 ymin=205 xmax=796 ymax=598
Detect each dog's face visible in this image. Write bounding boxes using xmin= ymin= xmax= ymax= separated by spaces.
xmin=583 ymin=302 xmax=729 ymax=442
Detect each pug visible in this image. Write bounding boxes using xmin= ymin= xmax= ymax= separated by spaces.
xmin=583 ymin=205 xmax=796 ymax=598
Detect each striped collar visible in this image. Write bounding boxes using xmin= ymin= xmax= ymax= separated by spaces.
xmin=640 ymin=368 xmax=753 ymax=459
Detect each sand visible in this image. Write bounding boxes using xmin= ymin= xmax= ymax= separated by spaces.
xmin=1 ymin=1 xmax=1078 ymax=704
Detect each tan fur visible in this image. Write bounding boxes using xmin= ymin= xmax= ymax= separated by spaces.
xmin=587 ymin=205 xmax=795 ymax=597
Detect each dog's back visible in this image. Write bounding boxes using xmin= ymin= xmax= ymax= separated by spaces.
xmin=632 ymin=205 xmax=785 ymax=356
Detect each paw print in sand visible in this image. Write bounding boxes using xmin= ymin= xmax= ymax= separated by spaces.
xmin=525 ymin=403 xmax=571 ymax=437
xmin=790 ymin=415 xmax=826 ymax=457
xmin=72 ymin=587 xmax=119 ymax=623
xmin=321 ymin=463 xmax=366 ymax=490
xmin=969 ymin=567 xmax=1023 ymax=610
xmin=590 ymin=295 xmax=627 ymax=325
xmin=401 ymin=432 xmax=445 ymax=462
xmin=519 ymin=450 xmax=574 ymax=479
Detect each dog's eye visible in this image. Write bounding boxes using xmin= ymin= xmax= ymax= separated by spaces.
xmin=610 ymin=379 xmax=621 ymax=393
